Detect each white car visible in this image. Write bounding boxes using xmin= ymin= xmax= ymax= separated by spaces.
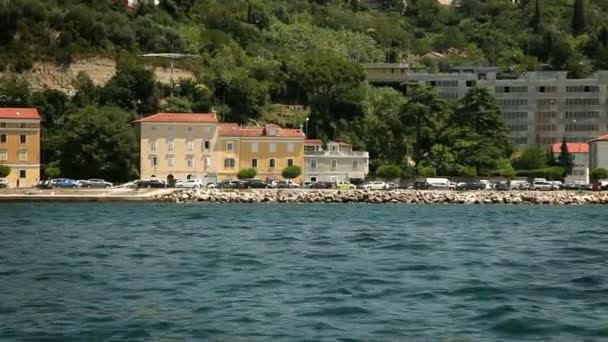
xmin=531 ymin=180 xmax=556 ymax=191
xmin=361 ymin=181 xmax=388 ymax=190
xmin=176 ymin=179 xmax=203 ymax=188
xmin=0 ymin=178 xmax=7 ymax=188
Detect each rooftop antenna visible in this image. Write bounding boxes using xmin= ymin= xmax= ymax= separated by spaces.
xmin=138 ymin=53 xmax=200 ymax=97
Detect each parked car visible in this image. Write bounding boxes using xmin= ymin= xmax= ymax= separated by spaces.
xmin=135 ymin=180 xmax=167 ymax=189
xmin=335 ymin=181 xmax=356 ymax=190
xmin=80 ymin=179 xmax=113 ymax=188
xmin=361 ymin=181 xmax=388 ymax=190
xmin=386 ymin=182 xmax=399 ymax=190
xmin=217 ymin=180 xmax=242 ymax=189
xmin=0 ymin=178 xmax=7 ymax=188
xmin=495 ymin=181 xmax=510 ymax=191
xmin=175 ymin=179 xmax=203 ymax=189
xmin=307 ymin=181 xmax=334 ymax=189
xmin=530 ymin=180 xmax=556 ymax=191
xmin=509 ymin=180 xmax=530 ymax=190
xmin=276 ymin=180 xmax=300 ymax=189
xmin=36 ymin=180 xmax=53 ymax=189
xmin=51 ymin=178 xmax=79 ymax=188
xmin=241 ymin=179 xmax=269 ymax=189
xmin=456 ymin=181 xmax=487 ymax=190
xmin=412 ymin=181 xmax=431 ymax=190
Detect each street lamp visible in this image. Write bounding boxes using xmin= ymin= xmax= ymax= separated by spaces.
xmin=305 ymin=117 xmax=310 ymax=138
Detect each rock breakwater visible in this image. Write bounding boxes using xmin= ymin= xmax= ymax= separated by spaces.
xmin=159 ymin=189 xmax=608 ymax=205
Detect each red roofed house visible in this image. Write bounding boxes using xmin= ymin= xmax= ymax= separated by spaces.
xmin=552 ymin=142 xmax=589 ymax=184
xmin=589 ymin=134 xmax=608 ymax=175
xmin=0 ymin=108 xmax=42 ymax=187
xmin=134 ymin=113 xmax=219 ymax=184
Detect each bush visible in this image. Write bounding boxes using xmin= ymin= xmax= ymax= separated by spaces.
xmin=237 ymin=168 xmax=257 ymax=179
xmin=282 ymin=165 xmax=302 ymax=179
xmin=499 ymin=167 xmax=516 ymax=179
xmin=376 ymin=164 xmax=402 ymax=180
xmin=512 ymin=147 xmax=547 ymax=170
xmin=0 ymin=164 xmax=10 ymax=177
xmin=419 ymin=166 xmax=436 ymax=177
xmin=402 ymin=166 xmax=416 ymax=179
xmin=591 ymin=168 xmax=608 ymax=181
xmin=44 ymin=166 xmax=61 ymax=179
xmin=460 ymin=166 xmax=477 ymax=178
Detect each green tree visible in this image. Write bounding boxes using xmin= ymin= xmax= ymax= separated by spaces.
xmin=590 ymin=167 xmax=608 ymax=181
xmin=237 ymin=167 xmax=257 ymax=179
xmin=428 ymin=144 xmax=457 ymax=176
xmin=572 ymin=0 xmax=586 ymax=36
xmin=556 ymin=138 xmax=574 ymax=176
xmin=460 ymin=166 xmax=477 ymax=178
xmin=44 ymin=166 xmax=61 ymax=179
xmin=531 ymin=0 xmax=542 ymax=33
xmin=56 ymin=106 xmax=138 ymax=182
xmin=376 ymin=164 xmax=402 ymax=180
xmin=0 ymin=77 xmax=31 ymax=107
xmin=0 ymin=164 xmax=11 ymax=178
xmin=513 ymin=147 xmax=547 ymax=170
xmin=72 ymin=72 xmax=99 ymax=107
xmin=282 ymin=165 xmax=302 ymax=179
xmin=419 ymin=166 xmax=437 ymax=177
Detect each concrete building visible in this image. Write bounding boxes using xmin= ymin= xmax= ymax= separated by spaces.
xmin=303 ymin=140 xmax=369 ymax=182
xmin=551 ymin=142 xmax=589 ymax=184
xmin=363 ymin=64 xmax=608 ymax=148
xmin=0 ymin=108 xmax=41 ymax=187
xmin=589 ymin=134 xmax=608 ymax=171
xmin=217 ymin=123 xmax=305 ymax=181
xmin=135 ymin=113 xmax=219 ymax=184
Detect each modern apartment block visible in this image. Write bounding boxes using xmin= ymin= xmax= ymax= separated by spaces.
xmin=363 ymin=64 xmax=608 ymax=147
xmin=135 ymin=113 xmax=219 ymax=184
xmin=0 ymin=108 xmax=41 ymax=187
xmin=217 ymin=123 xmax=305 ymax=181
xmin=551 ymin=142 xmax=589 ymax=184
xmin=303 ymin=140 xmax=370 ymax=182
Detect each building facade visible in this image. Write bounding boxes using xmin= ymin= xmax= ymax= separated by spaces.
xmin=135 ymin=113 xmax=219 ymax=184
xmin=217 ymin=124 xmax=305 ymax=181
xmin=303 ymin=140 xmax=370 ymax=182
xmin=0 ymin=108 xmax=41 ymax=187
xmin=589 ymin=134 xmax=608 ymax=171
xmin=551 ymin=142 xmax=589 ymax=184
xmin=363 ymin=64 xmax=608 ymax=148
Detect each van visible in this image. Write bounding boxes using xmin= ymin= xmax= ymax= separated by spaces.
xmin=509 ymin=180 xmax=530 ymax=190
xmin=421 ymin=178 xmax=455 ymax=190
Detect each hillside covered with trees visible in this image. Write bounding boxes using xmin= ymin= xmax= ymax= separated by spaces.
xmin=0 ymin=0 xmax=605 ymax=181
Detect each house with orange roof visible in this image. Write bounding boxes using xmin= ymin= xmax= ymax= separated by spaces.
xmin=0 ymin=108 xmax=41 ymax=187
xmin=588 ymin=134 xmax=608 ymax=173
xmin=551 ymin=142 xmax=589 ymax=183
xmin=134 ymin=112 xmax=219 ymax=184
xmin=216 ymin=123 xmax=305 ymax=181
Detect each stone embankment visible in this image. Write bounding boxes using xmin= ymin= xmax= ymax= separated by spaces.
xmin=159 ymin=189 xmax=608 ymax=205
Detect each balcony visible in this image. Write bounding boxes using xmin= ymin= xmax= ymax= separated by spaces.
xmin=305 ymin=151 xmax=369 ymax=158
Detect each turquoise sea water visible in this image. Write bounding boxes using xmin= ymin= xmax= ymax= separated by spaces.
xmin=1 ymin=203 xmax=608 ymax=341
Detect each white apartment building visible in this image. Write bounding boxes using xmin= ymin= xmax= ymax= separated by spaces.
xmin=303 ymin=140 xmax=369 ymax=182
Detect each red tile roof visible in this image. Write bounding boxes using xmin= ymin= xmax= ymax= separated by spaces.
xmin=0 ymin=108 xmax=41 ymax=120
xmin=589 ymin=134 xmax=608 ymax=143
xmin=305 ymin=139 xmax=323 ymax=145
xmin=134 ymin=113 xmax=218 ymax=123
xmin=219 ymin=123 xmax=304 ymax=138
xmin=551 ymin=142 xmax=589 ymax=153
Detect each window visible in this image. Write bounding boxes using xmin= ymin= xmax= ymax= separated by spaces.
xmin=0 ymin=150 xmax=6 ymax=160
xmin=269 ymin=158 xmax=276 ymax=168
xmin=287 ymin=159 xmax=294 ymax=167
xmin=331 ymin=160 xmax=337 ymax=170
xmin=0 ymin=134 xmax=6 ymax=143
xmin=151 ymin=140 xmax=157 ymax=151
xmin=504 ymin=112 xmax=528 ymax=120
xmin=353 ymin=160 xmax=359 ymax=170
xmin=251 ymin=158 xmax=258 ymax=168
xmin=151 ymin=126 xmax=157 ymax=131
xmin=20 ymin=134 xmax=26 ymax=144
xmin=188 ymin=127 xmax=192 ymax=132
xmin=466 ymin=80 xmax=476 ymax=87
xmin=187 ymin=156 xmax=194 ymax=168
xmin=565 ymin=98 xmax=600 ymax=105
xmin=167 ymin=140 xmax=174 ymax=151
xmin=168 ymin=156 xmax=175 ymax=167
xmin=0 ymin=122 xmax=5 ymax=128
xmin=566 ymin=86 xmax=599 ymax=93
xmin=204 ymin=141 xmax=210 ymax=150
xmin=310 ymin=177 xmax=317 ymax=182
xmin=478 ymin=73 xmax=487 ymax=80
xmin=251 ymin=142 xmax=259 ymax=153
xmin=269 ymin=143 xmax=277 ymax=153
xmin=224 ymin=158 xmax=235 ymax=168
xmin=496 ymin=86 xmax=527 ymax=93
xmin=19 ymin=170 xmax=26 ymax=179
xmin=537 ymin=99 xmax=558 ymax=106
xmin=20 ymin=123 xmax=26 ymax=128
xmin=187 ymin=140 xmax=194 ymax=151
xmin=18 ymin=150 xmax=27 ymax=161
xmin=509 ymin=124 xmax=528 ymax=132
xmin=151 ymin=156 xmax=158 ymax=167
xmin=566 ymin=124 xmax=599 ymax=132
xmin=536 ymin=111 xmax=557 ymax=120
xmin=536 ymin=124 xmax=556 ymax=132
xmin=539 ymin=86 xmax=545 ymax=93
xmin=513 ymin=137 xmax=528 ymax=145
xmin=205 ymin=126 xmax=211 ymax=133
xmin=310 ymin=160 xmax=317 ymax=169
xmin=496 ymin=99 xmax=527 ymax=106
xmin=565 ymin=111 xmax=600 ymax=119
xmin=226 ymin=142 xmax=234 ymax=152
xmin=287 ymin=143 xmax=294 ymax=153
xmin=168 ymin=127 xmax=174 ymax=132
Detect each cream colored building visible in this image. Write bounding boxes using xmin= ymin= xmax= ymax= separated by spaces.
xmin=0 ymin=108 xmax=41 ymax=187
xmin=135 ymin=113 xmax=219 ymax=184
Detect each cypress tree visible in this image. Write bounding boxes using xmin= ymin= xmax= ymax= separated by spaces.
xmin=572 ymin=0 xmax=586 ymax=36
xmin=557 ymin=137 xmax=574 ymax=176
xmin=546 ymin=146 xmax=557 ymax=166
xmin=531 ymin=0 xmax=542 ymax=33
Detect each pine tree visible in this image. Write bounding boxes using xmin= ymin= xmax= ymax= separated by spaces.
xmin=557 ymin=138 xmax=574 ymax=176
xmin=546 ymin=146 xmax=557 ymax=166
xmin=531 ymin=0 xmax=542 ymax=33
xmin=572 ymin=0 xmax=586 ymax=36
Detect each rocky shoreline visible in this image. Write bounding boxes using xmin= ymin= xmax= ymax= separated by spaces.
xmin=159 ymin=189 xmax=608 ymax=205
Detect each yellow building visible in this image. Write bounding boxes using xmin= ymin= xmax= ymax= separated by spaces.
xmin=216 ymin=123 xmax=305 ymax=181
xmin=0 ymin=108 xmax=41 ymax=187
xmin=135 ymin=113 xmax=219 ymax=184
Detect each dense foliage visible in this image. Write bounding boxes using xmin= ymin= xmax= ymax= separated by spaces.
xmin=282 ymin=165 xmax=302 ymax=179
xmin=0 ymin=164 xmax=11 ymax=178
xmin=237 ymin=168 xmax=258 ymax=180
